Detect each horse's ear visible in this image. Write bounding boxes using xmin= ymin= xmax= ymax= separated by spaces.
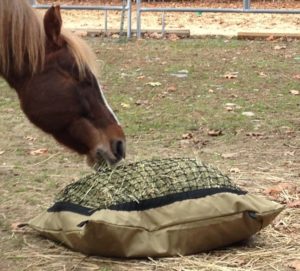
xmin=44 ymin=5 xmax=63 ymax=46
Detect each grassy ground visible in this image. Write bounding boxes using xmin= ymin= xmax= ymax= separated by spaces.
xmin=0 ymin=38 xmax=299 ymax=271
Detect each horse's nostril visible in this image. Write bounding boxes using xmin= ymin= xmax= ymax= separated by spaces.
xmin=112 ymin=140 xmax=125 ymax=160
xmin=96 ymin=149 xmax=102 ymax=157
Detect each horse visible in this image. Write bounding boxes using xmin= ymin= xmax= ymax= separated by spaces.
xmin=0 ymin=0 xmax=126 ymax=167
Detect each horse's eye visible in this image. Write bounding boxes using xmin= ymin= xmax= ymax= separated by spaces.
xmin=82 ymin=110 xmax=95 ymax=120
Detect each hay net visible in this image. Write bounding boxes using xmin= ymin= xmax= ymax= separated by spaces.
xmin=54 ymin=158 xmax=245 ymax=211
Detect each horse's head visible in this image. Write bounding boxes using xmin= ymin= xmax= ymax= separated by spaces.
xmin=0 ymin=2 xmax=125 ymax=167
xmin=36 ymin=6 xmax=126 ymax=167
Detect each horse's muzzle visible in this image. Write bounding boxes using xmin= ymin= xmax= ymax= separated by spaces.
xmin=111 ymin=139 xmax=126 ymax=161
xmin=89 ymin=139 xmax=126 ymax=168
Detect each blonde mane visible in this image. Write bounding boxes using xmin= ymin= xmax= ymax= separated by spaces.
xmin=62 ymin=29 xmax=98 ymax=78
xmin=0 ymin=0 xmax=97 ymax=78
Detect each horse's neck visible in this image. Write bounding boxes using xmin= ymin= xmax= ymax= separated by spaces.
xmin=0 ymin=49 xmax=33 ymax=91
xmin=1 ymin=71 xmax=28 ymax=93
xmin=1 ymin=54 xmax=31 ymax=92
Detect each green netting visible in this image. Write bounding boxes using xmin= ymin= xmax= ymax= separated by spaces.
xmin=55 ymin=158 xmax=243 ymax=209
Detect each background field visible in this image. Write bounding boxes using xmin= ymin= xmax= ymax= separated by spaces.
xmin=0 ymin=38 xmax=299 ymax=270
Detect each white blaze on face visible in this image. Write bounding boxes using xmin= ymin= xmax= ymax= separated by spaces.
xmin=97 ymin=81 xmax=120 ymax=125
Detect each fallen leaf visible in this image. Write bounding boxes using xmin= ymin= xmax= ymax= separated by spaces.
xmin=167 ymin=86 xmax=177 ymax=92
xmin=258 ymin=71 xmax=268 ymax=78
xmin=264 ymin=182 xmax=296 ymax=199
xmin=192 ymin=138 xmax=201 ymax=145
xmin=177 ymin=69 xmax=189 ymax=74
xmin=274 ymin=45 xmax=286 ymax=50
xmin=171 ymin=73 xmax=188 ymax=78
xmin=25 ymin=136 xmax=37 ymax=141
xmin=170 ymin=70 xmax=189 ymax=78
xmin=3 ymin=108 xmax=14 ymax=113
xmin=11 ymin=222 xmax=26 ymax=232
xmin=223 ymin=72 xmax=238 ymax=79
xmin=146 ymin=82 xmax=162 ymax=87
xmin=225 ymin=106 xmax=234 ymax=111
xmin=225 ymin=103 xmax=237 ymax=107
xmin=288 ymin=260 xmax=300 ymax=271
xmin=230 ymin=167 xmax=240 ymax=173
xmin=246 ymin=132 xmax=264 ymax=137
xmin=29 ymin=148 xmax=48 ymax=156
xmin=168 ymin=33 xmax=180 ymax=41
xmin=222 ymin=152 xmax=239 ymax=159
xmin=158 ymin=91 xmax=169 ymax=99
xmin=149 ymin=32 xmax=162 ymax=39
xmin=208 ymin=129 xmax=223 ymax=136
xmin=182 ymin=133 xmax=193 ymax=140
xmin=266 ymin=35 xmax=275 ymax=41
xmin=120 ymin=103 xmax=130 ymax=109
xmin=120 ymin=72 xmax=129 ymax=78
xmin=287 ymin=200 xmax=300 ymax=208
xmin=242 ymin=111 xmax=255 ymax=117
xmin=135 ymin=100 xmax=149 ymax=106
xmin=111 ymin=34 xmax=120 ymax=39
xmin=284 ymin=151 xmax=295 ymax=156
xmin=289 ymin=90 xmax=299 ymax=95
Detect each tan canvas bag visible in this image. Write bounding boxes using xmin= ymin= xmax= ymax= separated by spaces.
xmin=27 ymin=158 xmax=284 ymax=257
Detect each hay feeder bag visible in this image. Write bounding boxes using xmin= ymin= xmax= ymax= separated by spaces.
xmin=28 ymin=158 xmax=284 ymax=257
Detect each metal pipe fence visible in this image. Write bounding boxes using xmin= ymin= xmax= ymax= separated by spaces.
xmin=30 ymin=0 xmax=132 ymax=38
xmin=30 ymin=0 xmax=299 ymax=39
xmin=136 ymin=0 xmax=300 ymax=38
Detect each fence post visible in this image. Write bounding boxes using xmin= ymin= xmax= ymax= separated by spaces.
xmin=104 ymin=10 xmax=108 ymax=35
xmin=136 ymin=0 xmax=142 ymax=38
xmin=243 ymin=0 xmax=251 ymax=10
xmin=127 ymin=0 xmax=132 ymax=38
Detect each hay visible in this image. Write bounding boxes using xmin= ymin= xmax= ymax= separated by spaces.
xmin=55 ymin=158 xmax=244 ymax=210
